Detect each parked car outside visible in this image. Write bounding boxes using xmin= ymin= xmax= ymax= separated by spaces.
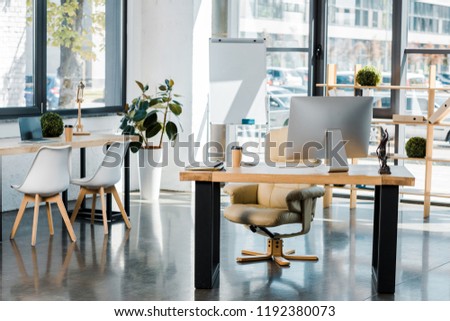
xmin=267 ymin=86 xmax=293 ymax=128
xmin=381 ymin=72 xmax=444 ymax=87
xmin=267 ymin=67 xmax=303 ymax=87
xmin=24 ymin=75 xmax=60 ymax=109
xmin=437 ymin=72 xmax=450 ymax=85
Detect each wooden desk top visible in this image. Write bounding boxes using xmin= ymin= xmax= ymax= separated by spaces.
xmin=180 ymin=164 xmax=415 ymax=186
xmin=0 ymin=132 xmax=137 ymax=156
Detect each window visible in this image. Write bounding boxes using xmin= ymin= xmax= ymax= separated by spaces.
xmin=402 ymin=0 xmax=450 ymax=204
xmin=406 ymin=0 xmax=450 ymax=101
xmin=251 ymin=0 xmax=283 ymax=20
xmin=0 ymin=0 xmax=125 ymax=118
xmin=408 ymin=0 xmax=450 ymax=48
xmin=327 ymin=0 xmax=393 ymax=110
xmin=373 ymin=11 xmax=378 ymax=28
xmin=0 ymin=0 xmax=33 ymax=108
xmin=233 ymin=0 xmax=310 ymax=130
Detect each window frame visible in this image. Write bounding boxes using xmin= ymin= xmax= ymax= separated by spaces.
xmin=0 ymin=0 xmax=127 ymax=120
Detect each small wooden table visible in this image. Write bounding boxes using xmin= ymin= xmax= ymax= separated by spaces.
xmin=180 ymin=164 xmax=415 ymax=294
xmin=0 ymin=133 xmax=136 ymax=241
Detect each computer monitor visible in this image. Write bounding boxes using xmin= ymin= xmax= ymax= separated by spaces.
xmin=18 ymin=117 xmax=46 ymax=141
xmin=286 ymin=96 xmax=373 ymax=170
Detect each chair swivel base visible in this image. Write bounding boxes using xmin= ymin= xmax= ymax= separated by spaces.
xmin=237 ymin=239 xmax=318 ymax=267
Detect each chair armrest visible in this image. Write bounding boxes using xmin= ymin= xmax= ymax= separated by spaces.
xmin=223 ymin=183 xmax=259 ymax=204
xmin=284 ymin=186 xmax=325 ymax=236
xmin=286 ymin=186 xmax=325 ymax=205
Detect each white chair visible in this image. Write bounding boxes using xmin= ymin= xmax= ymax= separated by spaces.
xmin=10 ymin=145 xmax=76 ymax=246
xmin=70 ymin=141 xmax=131 ymax=234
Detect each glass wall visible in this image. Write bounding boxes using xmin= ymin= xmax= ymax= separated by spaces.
xmin=238 ymin=0 xmax=309 ymax=48
xmin=222 ymin=0 xmax=450 ymax=205
xmin=328 ymin=0 xmax=392 ymax=71
xmin=327 ymin=0 xmax=393 ymax=108
xmin=0 ymin=0 xmax=34 ymax=108
xmin=235 ymin=0 xmax=310 ymax=129
xmin=404 ymin=0 xmax=450 ymax=202
xmin=47 ymin=0 xmax=123 ymax=110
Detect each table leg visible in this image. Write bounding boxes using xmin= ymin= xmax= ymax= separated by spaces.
xmin=107 ymin=194 xmax=112 ymax=221
xmin=372 ymin=185 xmax=399 ymax=293
xmin=80 ymin=148 xmax=86 ymax=209
xmin=0 ymin=155 xmax=2 ymax=242
xmin=195 ymin=181 xmax=221 ymax=289
xmin=124 ymin=148 xmax=130 ymax=216
xmin=62 ymin=190 xmax=68 ymax=208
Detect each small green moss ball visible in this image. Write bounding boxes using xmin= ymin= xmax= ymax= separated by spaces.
xmin=356 ymin=65 xmax=382 ymax=86
xmin=405 ymin=137 xmax=426 ymax=158
xmin=41 ymin=112 xmax=64 ymax=137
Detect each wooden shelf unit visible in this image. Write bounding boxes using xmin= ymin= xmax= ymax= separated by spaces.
xmin=319 ymin=64 xmax=450 ymax=218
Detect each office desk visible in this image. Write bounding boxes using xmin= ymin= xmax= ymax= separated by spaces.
xmin=0 ymin=133 xmax=136 ymax=241
xmin=180 ymin=164 xmax=415 ymax=294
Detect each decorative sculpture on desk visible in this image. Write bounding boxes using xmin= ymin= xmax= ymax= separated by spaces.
xmin=74 ymin=81 xmax=90 ymax=136
xmin=376 ymin=126 xmax=391 ymax=175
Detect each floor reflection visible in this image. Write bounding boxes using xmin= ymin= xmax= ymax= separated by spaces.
xmin=9 ymin=238 xmax=76 ymax=300
xmin=1 ymin=192 xmax=450 ymax=301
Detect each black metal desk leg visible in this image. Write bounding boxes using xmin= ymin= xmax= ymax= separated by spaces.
xmin=195 ymin=181 xmax=221 ymax=289
xmin=372 ymin=185 xmax=399 ymax=293
xmin=107 ymin=194 xmax=112 ymax=221
xmin=124 ymin=148 xmax=130 ymax=215
xmin=0 ymin=156 xmax=2 ymax=242
xmin=62 ymin=190 xmax=68 ymax=208
xmin=80 ymin=148 xmax=86 ymax=209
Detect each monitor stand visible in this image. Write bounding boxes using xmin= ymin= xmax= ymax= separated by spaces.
xmin=325 ymin=129 xmax=349 ymax=173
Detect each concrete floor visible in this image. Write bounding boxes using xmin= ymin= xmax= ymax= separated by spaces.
xmin=1 ymin=191 xmax=450 ymax=301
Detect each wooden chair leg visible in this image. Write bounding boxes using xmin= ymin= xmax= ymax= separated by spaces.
xmin=55 ymin=195 xmax=77 ymax=242
xmin=273 ymin=256 xmax=290 ymax=266
xmin=237 ymin=254 xmax=272 ymax=262
xmin=70 ymin=188 xmax=87 ymax=224
xmin=283 ymin=253 xmax=319 ymax=261
xmin=241 ymin=249 xmax=266 ymax=256
xmin=111 ymin=186 xmax=131 ymax=229
xmin=31 ymin=246 xmax=39 ymax=288
xmin=31 ymin=195 xmax=41 ymax=246
xmin=46 ymin=202 xmax=54 ymax=236
xmin=91 ymin=193 xmax=97 ymax=225
xmin=10 ymin=196 xmax=29 ymax=240
xmin=99 ymin=187 xmax=108 ymax=235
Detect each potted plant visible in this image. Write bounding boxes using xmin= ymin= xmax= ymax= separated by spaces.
xmin=119 ymin=79 xmax=183 ymax=200
xmin=356 ymin=65 xmax=382 ymax=96
xmin=41 ymin=112 xmax=64 ymax=137
xmin=405 ymin=136 xmax=426 ymax=158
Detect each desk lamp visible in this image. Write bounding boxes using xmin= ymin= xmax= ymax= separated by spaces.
xmin=74 ymin=81 xmax=90 ymax=136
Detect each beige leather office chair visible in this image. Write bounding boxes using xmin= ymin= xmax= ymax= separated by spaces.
xmin=223 ymin=128 xmax=325 ymax=266
xmin=265 ymin=126 xmax=290 ymax=163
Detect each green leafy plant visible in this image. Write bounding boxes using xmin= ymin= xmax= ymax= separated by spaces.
xmin=405 ymin=136 xmax=426 ymax=158
xmin=356 ymin=65 xmax=382 ymax=86
xmin=119 ymin=79 xmax=183 ymax=153
xmin=41 ymin=112 xmax=64 ymax=137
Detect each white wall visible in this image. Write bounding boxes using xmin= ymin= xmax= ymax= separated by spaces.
xmin=127 ymin=0 xmax=211 ymax=192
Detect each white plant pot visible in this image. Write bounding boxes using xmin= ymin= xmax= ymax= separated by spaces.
xmin=362 ymin=88 xmax=375 ymax=96
xmin=138 ymin=147 xmax=163 ymax=201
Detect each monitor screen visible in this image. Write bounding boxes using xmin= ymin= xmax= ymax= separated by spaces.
xmin=286 ymin=96 xmax=374 ymax=161
xmin=18 ymin=117 xmax=44 ymax=141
